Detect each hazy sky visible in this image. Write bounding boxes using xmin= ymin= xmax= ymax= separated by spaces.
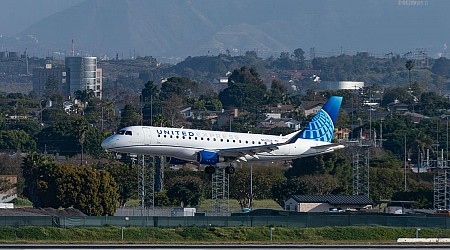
xmin=0 ymin=0 xmax=84 ymax=35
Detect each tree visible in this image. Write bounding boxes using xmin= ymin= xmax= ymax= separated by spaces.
xmin=162 ymin=94 xmax=184 ymax=127
xmin=119 ymin=104 xmax=142 ymax=128
xmin=219 ymin=66 xmax=267 ymax=112
xmin=166 ymin=175 xmax=204 ymax=207
xmin=229 ymin=165 xmax=284 ymax=208
xmin=271 ymin=177 xmax=308 ymax=207
xmin=370 ymin=167 xmax=403 ymax=202
xmin=298 ymin=174 xmax=339 ymax=195
xmin=44 ymin=76 xmax=63 ymax=104
xmin=141 ymin=80 xmax=161 ymax=125
xmin=292 ymin=48 xmax=306 ymax=69
xmin=0 ymin=178 xmax=14 ymax=193
xmin=160 ymin=77 xmax=198 ymax=101
xmin=22 ymin=153 xmax=57 ymax=207
xmin=95 ymin=160 xmax=137 ymax=206
xmin=269 ymin=78 xmax=288 ymax=104
xmin=22 ymin=155 xmax=119 ymax=215
xmin=0 ymin=130 xmax=36 ymax=152
xmin=405 ymin=60 xmax=415 ymax=91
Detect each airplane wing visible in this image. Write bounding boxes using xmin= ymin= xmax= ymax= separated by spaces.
xmin=302 ymin=143 xmax=345 ymax=156
xmin=216 ymin=129 xmax=303 ymax=161
xmin=218 ymin=144 xmax=280 ymax=160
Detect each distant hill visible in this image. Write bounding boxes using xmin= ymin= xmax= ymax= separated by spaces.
xmin=17 ymin=0 xmax=450 ymax=58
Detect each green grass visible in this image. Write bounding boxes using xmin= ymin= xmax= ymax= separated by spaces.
xmin=197 ymin=199 xmax=282 ymax=212
xmin=124 ymin=199 xmax=282 ymax=212
xmin=0 ymin=226 xmax=447 ymax=244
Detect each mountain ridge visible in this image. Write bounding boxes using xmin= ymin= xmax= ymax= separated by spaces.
xmin=15 ymin=0 xmax=450 ymax=58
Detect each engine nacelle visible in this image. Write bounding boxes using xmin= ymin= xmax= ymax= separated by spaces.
xmin=196 ymin=150 xmax=223 ymax=164
xmin=166 ymin=157 xmax=189 ymax=165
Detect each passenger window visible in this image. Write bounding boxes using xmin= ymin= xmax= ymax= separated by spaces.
xmin=182 ymin=136 xmax=185 ymax=139
xmin=207 ymin=138 xmax=210 ymax=141
xmin=220 ymin=139 xmax=223 ymax=142
xmin=227 ymin=139 xmax=229 ymax=142
xmin=158 ymin=135 xmax=161 ymax=137
xmin=164 ymin=135 xmax=167 ymax=138
xmin=252 ymin=141 xmax=255 ymax=144
xmin=170 ymin=135 xmax=173 ymax=138
xmin=233 ymin=140 xmax=235 ymax=143
xmin=176 ymin=136 xmax=179 ymax=139
xmin=239 ymin=140 xmax=242 ymax=143
xmin=201 ymin=138 xmax=204 ymax=140
xmin=117 ymin=130 xmax=125 ymax=135
xmin=195 ymin=137 xmax=198 ymax=140
xmin=213 ymin=138 xmax=216 ymax=141
xmin=245 ymin=141 xmax=248 ymax=144
xmin=258 ymin=142 xmax=261 ymax=145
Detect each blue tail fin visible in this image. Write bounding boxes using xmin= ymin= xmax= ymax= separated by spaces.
xmin=293 ymin=96 xmax=343 ymax=143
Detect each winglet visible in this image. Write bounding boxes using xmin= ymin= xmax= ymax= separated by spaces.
xmin=289 ymin=96 xmax=343 ymax=143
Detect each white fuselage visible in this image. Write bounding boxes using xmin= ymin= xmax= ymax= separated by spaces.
xmin=101 ymin=126 xmax=336 ymax=163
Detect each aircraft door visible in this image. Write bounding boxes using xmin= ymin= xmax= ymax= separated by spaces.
xmin=142 ymin=127 xmax=152 ymax=145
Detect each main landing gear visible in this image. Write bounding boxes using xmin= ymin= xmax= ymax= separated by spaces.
xmin=204 ymin=165 xmax=235 ymax=175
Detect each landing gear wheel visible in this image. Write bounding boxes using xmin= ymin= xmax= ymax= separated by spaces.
xmin=205 ymin=165 xmax=216 ymax=175
xmin=225 ymin=166 xmax=235 ymax=174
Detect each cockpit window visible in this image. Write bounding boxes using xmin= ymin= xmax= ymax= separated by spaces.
xmin=117 ymin=130 xmax=132 ymax=135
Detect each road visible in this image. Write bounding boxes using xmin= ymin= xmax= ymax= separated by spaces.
xmin=1 ymin=245 xmax=450 ymax=250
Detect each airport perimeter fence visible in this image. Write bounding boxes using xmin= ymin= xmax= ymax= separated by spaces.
xmin=1 ymin=213 xmax=450 ymax=228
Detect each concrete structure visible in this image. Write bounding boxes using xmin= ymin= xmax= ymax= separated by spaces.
xmin=318 ymin=81 xmax=364 ymax=91
xmin=0 ymin=175 xmax=17 ymax=203
xmin=65 ymin=57 xmax=102 ymax=99
xmin=284 ymin=195 xmax=373 ymax=212
xmin=32 ymin=64 xmax=67 ymax=98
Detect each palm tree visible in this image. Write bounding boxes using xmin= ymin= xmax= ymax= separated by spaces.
xmin=405 ymin=60 xmax=415 ymax=92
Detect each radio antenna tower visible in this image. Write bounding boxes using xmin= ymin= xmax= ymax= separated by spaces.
xmin=71 ymin=39 xmax=75 ymax=56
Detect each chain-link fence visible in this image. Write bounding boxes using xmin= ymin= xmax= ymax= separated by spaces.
xmin=1 ymin=213 xmax=449 ymax=228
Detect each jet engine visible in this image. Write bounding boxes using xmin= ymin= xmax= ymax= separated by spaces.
xmin=196 ymin=150 xmax=223 ymax=164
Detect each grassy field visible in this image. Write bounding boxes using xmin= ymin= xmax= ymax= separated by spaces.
xmin=0 ymin=226 xmax=447 ymax=244
xmin=197 ymin=199 xmax=282 ymax=212
xmin=124 ymin=199 xmax=282 ymax=213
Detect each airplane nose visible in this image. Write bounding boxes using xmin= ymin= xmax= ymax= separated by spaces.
xmin=101 ymin=137 xmax=114 ymax=150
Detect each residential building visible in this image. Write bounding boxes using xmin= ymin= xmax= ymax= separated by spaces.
xmin=299 ymin=101 xmax=324 ymax=117
xmin=257 ymin=117 xmax=301 ymax=131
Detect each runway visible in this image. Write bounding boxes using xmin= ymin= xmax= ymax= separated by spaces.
xmin=1 ymin=245 xmax=450 ymax=250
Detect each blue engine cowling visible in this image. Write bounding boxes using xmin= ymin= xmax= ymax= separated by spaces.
xmin=166 ymin=157 xmax=189 ymax=165
xmin=196 ymin=150 xmax=222 ymax=164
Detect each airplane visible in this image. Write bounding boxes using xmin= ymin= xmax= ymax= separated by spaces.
xmin=101 ymin=96 xmax=344 ymax=174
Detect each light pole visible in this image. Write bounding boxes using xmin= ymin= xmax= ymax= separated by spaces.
xmin=270 ymin=227 xmax=275 ymax=241
xmin=416 ymin=228 xmax=421 ymax=238
xmin=404 ymin=134 xmax=407 ymax=191
xmin=121 ymin=217 xmax=129 ymax=240
xmin=250 ymin=164 xmax=253 ymax=210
